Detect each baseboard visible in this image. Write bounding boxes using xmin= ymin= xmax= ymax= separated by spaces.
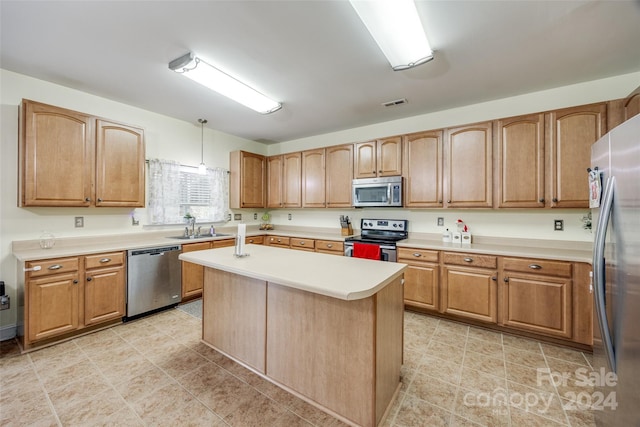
xmin=0 ymin=324 xmax=17 ymax=341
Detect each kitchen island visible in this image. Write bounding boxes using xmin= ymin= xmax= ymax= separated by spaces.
xmin=179 ymin=244 xmax=407 ymax=427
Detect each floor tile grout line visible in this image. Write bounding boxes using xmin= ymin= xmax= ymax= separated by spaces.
xmin=25 ymin=351 xmax=63 ymax=427
xmin=538 ymin=344 xmax=574 ymax=427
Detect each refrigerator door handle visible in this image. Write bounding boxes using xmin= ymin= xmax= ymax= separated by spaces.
xmin=593 ymin=175 xmax=616 ymax=373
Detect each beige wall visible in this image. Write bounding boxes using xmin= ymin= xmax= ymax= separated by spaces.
xmin=1 ymin=68 xmax=638 ymax=336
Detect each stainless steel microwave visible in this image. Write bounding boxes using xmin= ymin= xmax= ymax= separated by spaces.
xmin=352 ymin=177 xmax=403 ymax=207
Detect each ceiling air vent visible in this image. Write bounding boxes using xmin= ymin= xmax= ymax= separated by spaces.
xmin=382 ymin=98 xmax=407 ymax=107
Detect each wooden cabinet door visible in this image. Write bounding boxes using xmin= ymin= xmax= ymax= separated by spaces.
xmin=404 ymin=263 xmax=439 ymax=312
xmin=267 ymin=155 xmax=284 ymax=208
xmin=403 ymin=131 xmax=443 ymax=207
xmin=502 ymin=273 xmax=572 ymax=338
xmin=496 ymin=114 xmax=545 ymax=208
xmin=230 ymin=151 xmax=266 ymax=208
xmin=354 ymin=141 xmax=377 ymax=178
xmin=377 ymin=136 xmax=402 ymax=177
xmin=84 ymin=265 xmax=126 ymax=326
xmin=444 ymin=122 xmax=493 ymax=208
xmin=548 ymin=103 xmax=606 ymax=208
xmin=27 ymin=272 xmax=80 ymax=342
xmin=624 ymin=86 xmax=640 ymax=121
xmin=442 ymin=266 xmax=498 ymax=323
xmin=283 ymin=152 xmax=302 ymax=207
xmin=302 ymin=149 xmax=325 ymax=207
xmin=325 ymin=144 xmax=353 ymax=208
xmin=95 ymin=119 xmax=145 ymax=207
xmin=20 ymin=99 xmax=93 ymax=207
xmin=181 ymin=242 xmax=211 ymax=299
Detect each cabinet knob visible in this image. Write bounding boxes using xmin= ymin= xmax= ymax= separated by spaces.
xmin=438 ymin=200 xmax=443 ymax=204
xmin=413 ymin=253 xmax=422 ymax=257
xmin=552 ymin=198 xmax=558 ymax=203
xmin=327 ymin=244 xmax=333 ymax=248
xmin=491 ymin=276 xmax=497 ymax=281
xmin=539 ymin=198 xmax=545 ymax=203
xmin=463 ymin=257 xmax=473 ymax=263
xmin=378 ymin=170 xmax=382 ymax=173
xmin=372 ymin=171 xmax=376 ymax=174
xmin=447 ymin=200 xmax=452 ymax=204
xmin=97 ymin=198 xmax=103 ymax=202
xmin=504 ymin=277 xmax=509 ymax=282
xmin=73 ymin=280 xmax=78 ymax=284
xmin=86 ymin=277 xmax=92 ymax=282
xmin=249 ymin=239 xmax=254 ymax=243
xmin=300 ymin=241 xmax=305 ymax=245
xmin=85 ymin=197 xmax=91 ymax=202
xmin=528 ymin=264 xmax=542 ymax=270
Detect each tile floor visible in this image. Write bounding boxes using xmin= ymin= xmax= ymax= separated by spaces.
xmin=0 ymin=304 xmax=596 ymax=426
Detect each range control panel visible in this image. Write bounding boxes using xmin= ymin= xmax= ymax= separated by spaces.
xmin=361 ymin=218 xmax=407 ymax=231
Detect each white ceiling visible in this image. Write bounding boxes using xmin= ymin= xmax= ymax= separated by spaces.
xmin=2 ymin=1 xmax=639 ymax=144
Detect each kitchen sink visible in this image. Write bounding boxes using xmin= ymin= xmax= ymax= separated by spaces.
xmin=167 ymin=233 xmax=232 ymax=240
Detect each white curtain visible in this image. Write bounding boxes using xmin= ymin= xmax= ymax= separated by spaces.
xmin=148 ymin=158 xmax=182 ymax=224
xmin=207 ymin=167 xmax=229 ymax=222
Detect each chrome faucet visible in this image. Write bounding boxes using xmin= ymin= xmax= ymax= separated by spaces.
xmin=187 ymin=216 xmax=196 ymax=236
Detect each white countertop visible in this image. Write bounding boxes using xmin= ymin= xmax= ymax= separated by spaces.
xmin=179 ymin=244 xmax=407 ymax=301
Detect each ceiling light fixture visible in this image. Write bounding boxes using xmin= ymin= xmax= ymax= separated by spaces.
xmin=169 ymin=52 xmax=282 ymax=114
xmin=350 ymin=0 xmax=433 ymax=71
xmin=198 ymin=118 xmax=207 ymax=175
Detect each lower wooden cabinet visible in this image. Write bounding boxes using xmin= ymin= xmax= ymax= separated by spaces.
xmin=398 ymin=248 xmax=439 ymax=312
xmin=315 ymin=239 xmax=344 ymax=255
xmin=501 ymin=257 xmax=573 ymax=339
xmin=291 ymin=238 xmax=315 ymax=251
xmin=181 ymin=242 xmax=211 ymax=300
xmin=265 ymin=235 xmax=291 ymax=248
xmin=84 ymin=252 xmax=125 ymax=326
xmin=24 ymin=252 xmax=125 ymax=350
xmin=442 ymin=265 xmax=498 ymax=323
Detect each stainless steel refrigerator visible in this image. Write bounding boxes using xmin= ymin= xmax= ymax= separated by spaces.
xmin=591 ymin=113 xmax=640 ymax=426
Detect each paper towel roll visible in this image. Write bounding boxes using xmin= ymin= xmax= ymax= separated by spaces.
xmin=236 ymin=223 xmax=246 ymax=255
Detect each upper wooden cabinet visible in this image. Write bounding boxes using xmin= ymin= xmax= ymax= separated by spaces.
xmin=267 ymin=153 xmax=301 ymax=208
xmin=403 ymin=130 xmax=443 ymax=208
xmin=283 ymin=153 xmax=302 ymax=208
xmin=230 ymin=150 xmax=266 ymax=209
xmin=444 ymin=122 xmax=493 ymax=208
xmin=354 ymin=137 xmax=402 ymax=178
xmin=302 ymin=149 xmax=325 ymax=208
xmin=496 ymin=114 xmax=545 ymax=208
xmin=608 ymin=85 xmax=640 ymax=129
xmin=548 ymin=103 xmax=606 ymax=208
xmin=325 ymin=144 xmax=353 ymax=208
xmin=19 ymin=99 xmax=145 ymax=207
xmin=267 ymin=155 xmax=284 ymax=208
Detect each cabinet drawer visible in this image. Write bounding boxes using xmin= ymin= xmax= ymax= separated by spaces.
xmin=27 ymin=257 xmax=80 ymax=278
xmin=213 ymin=238 xmax=235 ymax=248
xmin=85 ymin=252 xmax=124 ymax=269
xmin=291 ymin=238 xmax=315 ymax=250
xmin=246 ymin=236 xmax=264 ymax=245
xmin=443 ymin=252 xmax=497 ymax=269
xmin=316 ymin=240 xmax=344 ymax=252
xmin=268 ymin=236 xmax=290 ymax=246
xmin=398 ymin=247 xmax=439 ymax=263
xmin=503 ymin=257 xmax=572 ymax=278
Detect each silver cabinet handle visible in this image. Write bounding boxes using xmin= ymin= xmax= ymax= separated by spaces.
xmin=24 ymin=266 xmax=42 ymax=272
xmin=100 ymin=258 xmax=111 ymax=263
xmin=48 ymin=264 xmax=63 ymax=270
xmin=327 ymin=244 xmax=333 ymax=248
xmin=528 ymin=264 xmax=542 ymax=270
xmin=463 ymin=257 xmax=473 ymax=262
xmin=299 ymin=241 xmax=305 ymax=245
xmin=413 ymin=253 xmax=422 ymax=257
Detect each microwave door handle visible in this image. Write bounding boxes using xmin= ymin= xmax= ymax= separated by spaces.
xmin=593 ymin=175 xmax=616 ymax=373
xmin=386 ymin=185 xmax=391 ymax=204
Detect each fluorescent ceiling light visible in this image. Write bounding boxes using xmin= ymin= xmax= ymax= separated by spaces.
xmin=169 ymin=53 xmax=282 ymax=114
xmin=350 ymin=0 xmax=433 ymax=71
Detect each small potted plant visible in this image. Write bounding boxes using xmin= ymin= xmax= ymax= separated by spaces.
xmin=259 ymin=212 xmax=273 ymax=230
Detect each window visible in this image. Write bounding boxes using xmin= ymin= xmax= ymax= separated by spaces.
xmin=148 ymin=159 xmax=228 ymax=225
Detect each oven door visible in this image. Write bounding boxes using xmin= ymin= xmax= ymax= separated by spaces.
xmin=344 ymin=242 xmax=396 ymax=261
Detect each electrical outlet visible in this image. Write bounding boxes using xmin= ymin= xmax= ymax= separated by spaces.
xmin=234 ymin=213 xmax=242 ymax=220
xmin=74 ymin=216 xmax=84 ymax=228
xmin=437 ymin=217 xmax=444 ymax=226
xmin=554 ymin=219 xmax=564 ymax=231
xmin=288 ymin=213 xmax=292 ymax=220
xmin=226 ymin=213 xmax=232 ymax=221
xmin=254 ymin=213 xmax=258 ymax=220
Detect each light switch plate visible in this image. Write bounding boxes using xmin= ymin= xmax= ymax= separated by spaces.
xmin=437 ymin=217 xmax=444 ymax=226
xmin=74 ymin=216 xmax=84 ymax=228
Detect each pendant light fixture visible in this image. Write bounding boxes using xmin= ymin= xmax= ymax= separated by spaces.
xmin=198 ymin=118 xmax=207 ymax=175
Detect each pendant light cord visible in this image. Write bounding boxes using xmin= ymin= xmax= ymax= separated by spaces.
xmin=198 ymin=118 xmax=208 ymax=164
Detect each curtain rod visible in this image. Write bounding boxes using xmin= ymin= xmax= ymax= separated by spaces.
xmin=145 ymin=159 xmax=230 ymax=173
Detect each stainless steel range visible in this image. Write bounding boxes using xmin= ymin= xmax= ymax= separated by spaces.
xmin=344 ymin=218 xmax=408 ymax=262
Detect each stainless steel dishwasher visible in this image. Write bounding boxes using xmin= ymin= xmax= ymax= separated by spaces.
xmin=126 ymin=245 xmax=182 ymax=319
